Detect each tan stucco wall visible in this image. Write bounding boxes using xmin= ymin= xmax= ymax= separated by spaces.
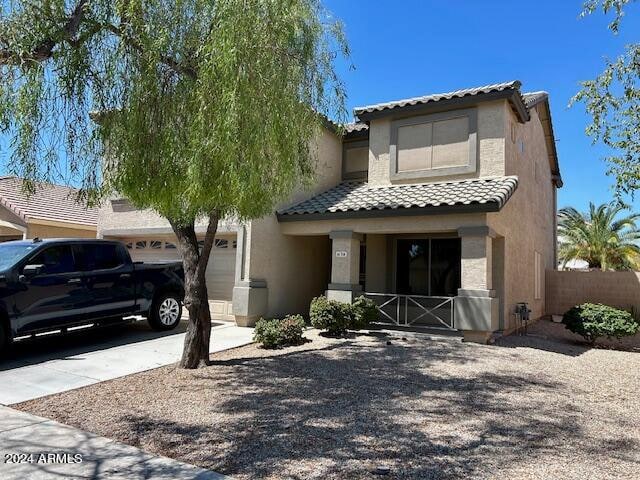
xmin=546 ymin=270 xmax=640 ymax=317
xmin=367 ymin=101 xmax=506 ymax=186
xmin=26 ymin=223 xmax=96 ymax=239
xmin=239 ymin=127 xmax=342 ymax=318
xmin=460 ymin=235 xmax=492 ymax=291
xmin=364 ymin=234 xmax=388 ymax=293
xmin=487 ymin=103 xmax=557 ymax=328
xmin=280 ymin=213 xmax=486 ymax=236
xmin=97 ymin=200 xmax=238 ymax=237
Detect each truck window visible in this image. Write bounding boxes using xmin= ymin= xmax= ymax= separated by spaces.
xmin=78 ymin=244 xmax=124 ymax=271
xmin=27 ymin=246 xmax=76 ymax=274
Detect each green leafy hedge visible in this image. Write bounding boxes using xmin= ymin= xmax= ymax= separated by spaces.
xmin=309 ymin=295 xmax=378 ymax=335
xmin=562 ymin=303 xmax=640 ymax=343
xmin=253 ymin=315 xmax=306 ymax=348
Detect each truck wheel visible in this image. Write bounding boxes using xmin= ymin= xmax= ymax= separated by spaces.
xmin=148 ymin=293 xmax=183 ymax=331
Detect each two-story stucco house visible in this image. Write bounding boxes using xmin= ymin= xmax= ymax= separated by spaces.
xmin=97 ymin=80 xmax=561 ymax=342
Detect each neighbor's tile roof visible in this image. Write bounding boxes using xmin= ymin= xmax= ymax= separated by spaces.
xmin=354 ymin=80 xmax=524 ymax=117
xmin=278 ymin=176 xmax=518 ymax=219
xmin=0 ymin=176 xmax=98 ymax=226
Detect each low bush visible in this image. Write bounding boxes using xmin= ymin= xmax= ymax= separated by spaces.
xmin=310 ymin=295 xmax=379 ymax=334
xmin=310 ymin=296 xmax=351 ymax=335
xmin=278 ymin=314 xmax=306 ymax=345
xmin=351 ymin=295 xmax=379 ymax=330
xmin=562 ymin=303 xmax=640 ymax=343
xmin=253 ymin=314 xmax=306 ymax=348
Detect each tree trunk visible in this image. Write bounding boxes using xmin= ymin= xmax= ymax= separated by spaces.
xmin=170 ymin=211 xmax=219 ymax=369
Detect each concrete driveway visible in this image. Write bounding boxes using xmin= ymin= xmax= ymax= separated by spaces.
xmin=0 ymin=320 xmax=253 ymax=405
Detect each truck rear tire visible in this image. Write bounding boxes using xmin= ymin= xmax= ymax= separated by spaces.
xmin=148 ymin=293 xmax=183 ymax=331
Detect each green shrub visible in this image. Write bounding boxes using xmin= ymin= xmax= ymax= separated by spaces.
xmin=309 ymin=295 xmax=379 ymax=334
xmin=253 ymin=318 xmax=282 ymax=348
xmin=253 ymin=315 xmax=306 ymax=348
xmin=351 ymin=295 xmax=378 ymax=329
xmin=310 ymin=296 xmax=350 ymax=335
xmin=562 ymin=303 xmax=640 ymax=343
xmin=278 ymin=314 xmax=306 ymax=345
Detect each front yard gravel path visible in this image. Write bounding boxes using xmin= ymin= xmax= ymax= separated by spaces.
xmin=16 ymin=321 xmax=640 ymax=479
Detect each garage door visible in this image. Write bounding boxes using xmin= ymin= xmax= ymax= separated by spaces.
xmin=123 ymin=237 xmax=237 ymax=321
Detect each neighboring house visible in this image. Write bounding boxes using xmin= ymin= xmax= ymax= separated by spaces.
xmin=0 ymin=177 xmax=98 ymax=241
xmin=98 ymin=80 xmax=561 ymax=341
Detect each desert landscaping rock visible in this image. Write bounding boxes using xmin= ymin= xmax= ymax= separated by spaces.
xmin=16 ymin=322 xmax=640 ymax=479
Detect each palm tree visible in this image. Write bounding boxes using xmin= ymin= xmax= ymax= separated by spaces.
xmin=558 ymin=202 xmax=640 ymax=271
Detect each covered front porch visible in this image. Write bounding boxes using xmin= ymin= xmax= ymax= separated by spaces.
xmin=270 ymin=176 xmax=518 ymax=341
xmin=322 ymin=227 xmax=503 ymax=341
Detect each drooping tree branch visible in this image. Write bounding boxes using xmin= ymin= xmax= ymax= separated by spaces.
xmin=0 ymin=0 xmax=197 ymax=79
xmin=0 ymin=0 xmax=88 ymax=64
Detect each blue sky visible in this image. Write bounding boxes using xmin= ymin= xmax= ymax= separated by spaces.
xmin=324 ymin=0 xmax=640 ymax=211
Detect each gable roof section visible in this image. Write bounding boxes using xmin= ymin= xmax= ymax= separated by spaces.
xmin=277 ymin=176 xmax=518 ymax=221
xmin=354 ymin=80 xmax=530 ymax=123
xmin=0 ymin=177 xmax=98 ymax=226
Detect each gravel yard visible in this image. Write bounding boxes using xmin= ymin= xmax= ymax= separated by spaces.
xmin=17 ymin=321 xmax=640 ymax=479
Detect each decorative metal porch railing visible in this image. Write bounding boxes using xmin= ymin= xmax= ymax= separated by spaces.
xmin=363 ymin=293 xmax=455 ymax=330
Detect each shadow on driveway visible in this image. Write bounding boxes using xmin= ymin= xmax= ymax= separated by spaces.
xmin=1 ymin=321 xmax=225 ymax=371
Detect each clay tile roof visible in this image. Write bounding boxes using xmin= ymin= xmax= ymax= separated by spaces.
xmin=343 ymin=122 xmax=369 ymax=133
xmin=0 ymin=176 xmax=98 ymax=226
xmin=522 ymin=91 xmax=548 ymax=109
xmin=277 ymin=176 xmax=518 ymax=221
xmin=354 ymin=81 xmax=525 ymax=117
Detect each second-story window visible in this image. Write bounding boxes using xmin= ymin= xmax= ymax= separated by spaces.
xmin=390 ymin=107 xmax=478 ymax=181
xmin=342 ymin=140 xmax=369 ymax=180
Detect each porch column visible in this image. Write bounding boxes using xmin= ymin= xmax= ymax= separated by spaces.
xmin=455 ymin=226 xmax=500 ymax=343
xmin=326 ymin=230 xmax=362 ymax=304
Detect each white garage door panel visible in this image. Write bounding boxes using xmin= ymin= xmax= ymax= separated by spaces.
xmin=124 ymin=238 xmax=236 ymax=305
xmin=205 ymin=250 xmax=236 ymax=301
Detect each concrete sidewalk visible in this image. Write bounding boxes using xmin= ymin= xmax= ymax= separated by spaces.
xmin=0 ymin=322 xmax=254 ymax=405
xmin=0 ymin=406 xmax=226 ymax=479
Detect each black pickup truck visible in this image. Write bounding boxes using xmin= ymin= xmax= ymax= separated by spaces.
xmin=0 ymin=238 xmax=185 ymax=355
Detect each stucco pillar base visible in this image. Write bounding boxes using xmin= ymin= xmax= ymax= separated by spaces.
xmin=326 ymin=284 xmax=362 ymax=304
xmin=234 ymin=315 xmax=260 ymax=327
xmin=454 ymin=291 xmax=499 ymax=333
xmin=462 ymin=330 xmax=493 ymax=344
xmin=232 ymin=281 xmax=268 ymax=327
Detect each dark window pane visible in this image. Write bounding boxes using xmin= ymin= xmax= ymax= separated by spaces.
xmin=79 ymin=244 xmax=122 ymax=270
xmin=29 ymin=246 xmax=76 ymax=274
xmin=430 ymin=238 xmax=461 ymax=296
xmin=396 ymin=239 xmax=429 ymax=295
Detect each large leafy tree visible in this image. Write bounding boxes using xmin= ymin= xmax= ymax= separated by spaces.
xmin=572 ymin=0 xmax=640 ymax=197
xmin=558 ymin=202 xmax=640 ymax=270
xmin=0 ymin=0 xmax=348 ymax=368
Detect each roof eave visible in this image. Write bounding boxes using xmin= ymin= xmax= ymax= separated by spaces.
xmin=277 ymin=201 xmax=502 ymax=223
xmin=355 ymin=89 xmax=529 ymax=123
xmin=532 ymin=97 xmax=562 ymax=188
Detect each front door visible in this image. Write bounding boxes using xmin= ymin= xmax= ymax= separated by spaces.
xmin=395 ymin=238 xmax=461 ymax=326
xmin=396 ymin=239 xmax=429 ymax=295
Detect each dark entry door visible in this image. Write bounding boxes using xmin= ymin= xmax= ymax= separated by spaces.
xmin=396 ymin=239 xmax=429 ymax=295
xmin=395 ymin=238 xmax=461 ymax=296
xmin=395 ymin=238 xmax=461 ymax=327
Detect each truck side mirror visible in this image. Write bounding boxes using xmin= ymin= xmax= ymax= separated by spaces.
xmin=21 ymin=263 xmax=44 ymax=280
